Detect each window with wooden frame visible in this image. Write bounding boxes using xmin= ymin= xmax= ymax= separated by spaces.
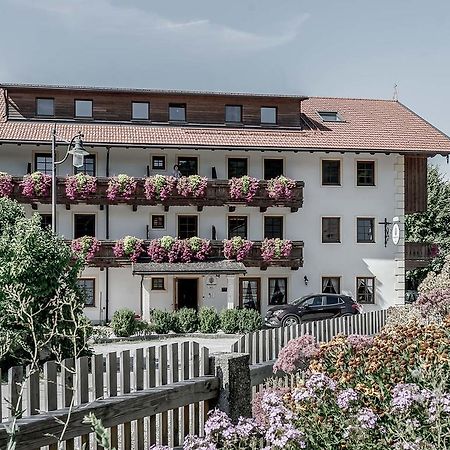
xmin=261 ymin=107 xmax=277 ymax=124
xmin=239 ymin=278 xmax=261 ymax=311
xmin=225 ymin=105 xmax=242 ymax=123
xmin=169 ymin=103 xmax=186 ymax=122
xmin=322 ymin=217 xmax=341 ymax=243
xmin=76 ymin=278 xmax=95 ymax=307
xmin=357 ymin=161 xmax=376 ymax=186
xmin=228 ymin=216 xmax=248 ymax=239
xmin=322 ymin=277 xmax=341 ymax=294
xmin=356 ymin=277 xmax=375 ymax=304
xmin=357 ymin=218 xmax=375 ymax=243
xmin=322 ymin=160 xmax=341 ymax=186
xmin=151 ymin=278 xmax=165 ymax=290
xmin=228 ymin=158 xmax=248 ymax=178
xmin=177 ymin=215 xmax=198 ymax=239
xmin=74 ymin=214 xmax=96 ymax=239
xmin=40 ymin=214 xmax=52 ymax=230
xmin=75 ymin=154 xmax=96 ymax=176
xmin=263 ymin=159 xmax=283 ymax=180
xmin=36 ymin=98 xmax=54 ymax=116
xmin=132 ymin=102 xmax=149 ymax=120
xmin=264 ymin=216 xmax=283 ymax=239
xmin=34 ymin=153 xmax=52 ymax=175
xmin=268 ymin=278 xmax=287 ymax=305
xmin=152 ymin=155 xmax=166 ymax=170
xmin=75 ymin=100 xmax=93 ymax=118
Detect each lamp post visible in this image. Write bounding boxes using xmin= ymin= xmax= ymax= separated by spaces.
xmin=51 ymin=127 xmax=89 ymax=233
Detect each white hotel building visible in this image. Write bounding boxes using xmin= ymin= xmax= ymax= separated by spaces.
xmin=1 ymin=84 xmax=449 ymax=323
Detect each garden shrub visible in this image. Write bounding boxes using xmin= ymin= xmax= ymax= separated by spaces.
xmin=151 ymin=310 xmax=177 ymax=334
xmin=175 ymin=308 xmax=199 ymax=333
xmin=198 ymin=306 xmax=220 ymax=333
xmin=110 ymin=309 xmax=137 ymax=337
xmin=238 ymin=308 xmax=263 ymax=333
xmin=220 ymin=309 xmax=241 ymax=334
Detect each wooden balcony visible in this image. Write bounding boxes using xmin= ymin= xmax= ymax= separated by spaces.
xmin=72 ymin=240 xmax=304 ymax=270
xmin=10 ymin=177 xmax=304 ymax=211
xmin=405 ymin=242 xmax=438 ymax=270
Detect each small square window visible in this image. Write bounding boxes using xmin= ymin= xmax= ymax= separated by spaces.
xmin=268 ymin=278 xmax=287 ymax=305
xmin=228 ymin=158 xmax=248 ymax=178
xmin=357 ymin=161 xmax=375 ymax=186
xmin=357 ymin=277 xmax=375 ymax=304
xmin=357 ymin=218 xmax=375 ymax=243
xmin=152 ymin=278 xmax=165 ymax=290
xmin=75 ymin=100 xmax=93 ymax=118
xmin=322 ymin=217 xmax=341 ymax=243
xmin=40 ymin=214 xmax=52 ymax=229
xmin=132 ymin=102 xmax=149 ymax=120
xmin=177 ymin=157 xmax=198 ymax=176
xmin=228 ymin=216 xmax=248 ymax=239
xmin=75 ymin=154 xmax=96 ymax=176
xmin=322 ymin=277 xmax=341 ymax=294
xmin=322 ymin=160 xmax=341 ymax=186
xmin=74 ymin=214 xmax=95 ymax=239
xmin=261 ymin=107 xmax=277 ymax=124
xmin=264 ymin=159 xmax=283 ymax=180
xmin=178 ymin=215 xmax=198 ymax=239
xmin=318 ymin=111 xmax=342 ymax=122
xmin=77 ymin=278 xmax=95 ymax=306
xmin=225 ymin=105 xmax=242 ymax=123
xmin=169 ymin=104 xmax=186 ymax=122
xmin=35 ymin=153 xmax=52 ymax=175
xmin=152 ymin=215 xmax=165 ymax=229
xmin=152 ymin=156 xmax=166 ymax=170
xmin=36 ymin=98 xmax=54 ymax=116
xmin=264 ymin=216 xmax=283 ymax=239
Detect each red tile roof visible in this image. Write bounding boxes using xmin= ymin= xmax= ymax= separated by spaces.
xmin=0 ymin=90 xmax=449 ymax=154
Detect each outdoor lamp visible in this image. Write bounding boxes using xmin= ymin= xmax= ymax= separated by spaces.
xmin=68 ymin=135 xmax=89 ymax=168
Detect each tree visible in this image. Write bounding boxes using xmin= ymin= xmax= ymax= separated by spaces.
xmin=0 ymin=198 xmax=91 ymax=371
xmin=406 ymin=165 xmax=450 ymax=288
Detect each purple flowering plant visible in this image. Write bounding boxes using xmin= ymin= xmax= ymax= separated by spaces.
xmin=144 ymin=175 xmax=177 ymax=201
xmin=177 ymin=175 xmax=208 ymax=198
xmin=266 ymin=176 xmax=296 ymax=200
xmin=147 ymin=236 xmax=211 ymax=263
xmin=107 ymin=174 xmax=137 ymax=201
xmin=20 ymin=172 xmax=52 ymax=198
xmin=0 ymin=172 xmax=13 ymax=197
xmin=222 ymin=236 xmax=253 ymax=262
xmin=113 ymin=235 xmax=144 ymax=262
xmin=71 ymin=236 xmax=101 ymax=263
xmin=260 ymin=238 xmax=292 ymax=261
xmin=65 ymin=173 xmax=97 ymax=200
xmin=228 ymin=176 xmax=259 ymax=203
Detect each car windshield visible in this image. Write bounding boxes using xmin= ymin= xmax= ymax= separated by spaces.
xmin=291 ymin=295 xmax=311 ymax=306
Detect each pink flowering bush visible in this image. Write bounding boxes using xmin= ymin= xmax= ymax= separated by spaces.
xmin=0 ymin=172 xmax=13 ymax=197
xmin=20 ymin=172 xmax=52 ymax=198
xmin=177 ymin=175 xmax=208 ymax=198
xmin=222 ymin=237 xmax=253 ymax=261
xmin=113 ymin=236 xmax=144 ymax=262
xmin=272 ymin=334 xmax=319 ymax=374
xmin=144 ymin=175 xmax=177 ymax=201
xmin=415 ymin=288 xmax=450 ymax=319
xmin=266 ymin=176 xmax=296 ymax=200
xmin=71 ymin=236 xmax=101 ymax=263
xmin=261 ymin=238 xmax=292 ymax=262
xmin=107 ymin=174 xmax=137 ymax=201
xmin=147 ymin=236 xmax=211 ymax=263
xmin=229 ymin=176 xmax=259 ymax=203
xmin=65 ymin=173 xmax=97 ymax=200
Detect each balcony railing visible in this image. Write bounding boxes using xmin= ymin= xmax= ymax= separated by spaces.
xmin=10 ymin=177 xmax=304 ymax=211
xmin=405 ymin=242 xmax=438 ymax=270
xmin=68 ymin=240 xmax=304 ymax=269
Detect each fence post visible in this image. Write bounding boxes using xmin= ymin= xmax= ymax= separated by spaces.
xmin=209 ymin=353 xmax=252 ymax=421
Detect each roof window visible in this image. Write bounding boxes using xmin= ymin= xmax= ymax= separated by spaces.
xmin=318 ymin=111 xmax=343 ymax=122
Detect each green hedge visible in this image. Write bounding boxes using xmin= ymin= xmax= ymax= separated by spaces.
xmin=110 ymin=309 xmax=137 ymax=337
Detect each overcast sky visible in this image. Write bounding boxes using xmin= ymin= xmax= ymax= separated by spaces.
xmin=1 ymin=0 xmax=450 ymax=176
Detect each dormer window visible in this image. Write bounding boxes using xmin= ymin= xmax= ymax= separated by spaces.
xmin=132 ymin=102 xmax=149 ymax=120
xmin=261 ymin=107 xmax=277 ymax=124
xmin=318 ymin=111 xmax=343 ymax=122
xmin=36 ymin=98 xmax=54 ymax=116
xmin=75 ymin=100 xmax=93 ymax=118
xmin=225 ymin=105 xmax=242 ymax=123
xmin=169 ymin=104 xmax=186 ymax=122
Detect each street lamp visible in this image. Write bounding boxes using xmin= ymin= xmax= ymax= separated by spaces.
xmin=51 ymin=127 xmax=89 ymax=233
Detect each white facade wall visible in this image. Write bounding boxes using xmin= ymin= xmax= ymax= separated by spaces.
xmin=1 ymin=143 xmax=405 ymax=321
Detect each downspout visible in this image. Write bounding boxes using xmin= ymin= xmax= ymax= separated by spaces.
xmin=105 ymin=147 xmax=110 ymax=322
xmin=140 ymin=275 xmax=144 ymax=318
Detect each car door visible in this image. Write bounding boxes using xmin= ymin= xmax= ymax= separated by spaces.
xmin=300 ymin=295 xmax=326 ymax=321
xmin=322 ymin=296 xmax=344 ymax=319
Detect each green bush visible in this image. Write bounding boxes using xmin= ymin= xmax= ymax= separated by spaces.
xmin=220 ymin=309 xmax=241 ymax=333
xmin=238 ymin=308 xmax=263 ymax=333
xmin=110 ymin=309 xmax=137 ymax=337
xmin=151 ymin=310 xmax=176 ymax=334
xmin=198 ymin=306 xmax=220 ymax=333
xmin=175 ymin=308 xmax=199 ymax=333
xmin=134 ymin=319 xmax=154 ymax=333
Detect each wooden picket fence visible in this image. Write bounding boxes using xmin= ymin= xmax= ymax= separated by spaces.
xmin=232 ymin=309 xmax=389 ymax=364
xmin=0 ymin=341 xmax=212 ymax=450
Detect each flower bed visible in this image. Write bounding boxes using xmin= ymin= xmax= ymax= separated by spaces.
xmin=147 ymin=236 xmax=211 ymax=263
xmin=107 ymin=174 xmax=137 ymax=201
xmin=113 ymin=236 xmax=144 ymax=262
xmin=20 ymin=172 xmax=52 ymax=198
xmin=144 ymin=175 xmax=177 ymax=201
xmin=65 ymin=173 xmax=97 ymax=200
xmin=229 ymin=176 xmax=259 ymax=203
xmin=71 ymin=236 xmax=101 ymax=262
xmin=222 ymin=236 xmax=253 ymax=261
xmin=266 ymin=175 xmax=296 ymax=200
xmin=0 ymin=172 xmax=13 ymax=197
xmin=177 ymin=175 xmax=208 ymax=198
xmin=261 ymin=238 xmax=292 ymax=261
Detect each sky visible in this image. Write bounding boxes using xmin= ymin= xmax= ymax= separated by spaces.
xmin=1 ymin=0 xmax=450 ymax=176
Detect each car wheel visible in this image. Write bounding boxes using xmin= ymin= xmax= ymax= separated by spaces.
xmin=282 ymin=315 xmax=300 ymax=327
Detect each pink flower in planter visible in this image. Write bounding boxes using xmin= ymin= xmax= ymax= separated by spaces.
xmin=261 ymin=238 xmax=292 ymax=262
xmin=20 ymin=172 xmax=52 ymax=198
xmin=71 ymin=236 xmax=101 ymax=263
xmin=266 ymin=176 xmax=296 ymax=200
xmin=0 ymin=172 xmax=13 ymax=198
xmin=229 ymin=176 xmax=259 ymax=203
xmin=144 ymin=175 xmax=177 ymax=201
xmin=176 ymin=175 xmax=208 ymax=198
xmin=147 ymin=236 xmax=211 ymax=263
xmin=223 ymin=237 xmax=253 ymax=261
xmin=65 ymin=173 xmax=97 ymax=200
xmin=107 ymin=174 xmax=137 ymax=201
xmin=113 ymin=236 xmax=144 ymax=262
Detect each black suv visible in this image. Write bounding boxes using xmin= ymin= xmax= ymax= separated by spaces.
xmin=264 ymin=293 xmax=362 ymax=328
